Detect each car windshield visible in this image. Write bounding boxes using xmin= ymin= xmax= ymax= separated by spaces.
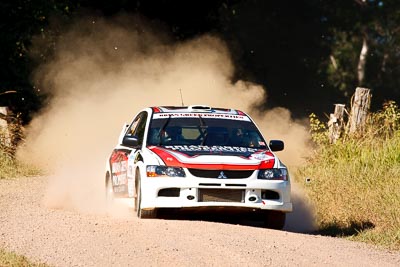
xmin=147 ymin=115 xmax=267 ymax=149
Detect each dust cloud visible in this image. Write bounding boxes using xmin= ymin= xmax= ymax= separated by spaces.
xmin=18 ymin=15 xmax=315 ymax=230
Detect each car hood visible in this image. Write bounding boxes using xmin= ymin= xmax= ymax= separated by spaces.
xmin=147 ymin=145 xmax=277 ymax=170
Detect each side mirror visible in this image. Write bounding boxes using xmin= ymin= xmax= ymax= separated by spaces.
xmin=118 ymin=122 xmax=130 ymax=145
xmin=269 ymin=140 xmax=284 ymax=152
xmin=122 ymin=135 xmax=139 ymax=148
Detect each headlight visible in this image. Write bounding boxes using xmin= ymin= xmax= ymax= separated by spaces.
xmin=146 ymin=165 xmax=186 ymax=177
xmin=258 ymin=168 xmax=288 ymax=181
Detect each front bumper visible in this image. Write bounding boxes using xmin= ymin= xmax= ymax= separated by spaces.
xmin=140 ymin=174 xmax=292 ymax=212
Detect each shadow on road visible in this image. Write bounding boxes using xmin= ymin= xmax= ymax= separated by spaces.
xmin=316 ymin=221 xmax=375 ymax=237
xmin=156 ymin=207 xmax=314 ymax=234
xmin=157 ymin=208 xmax=265 ymax=227
xmin=155 ymin=188 xmax=318 ymax=234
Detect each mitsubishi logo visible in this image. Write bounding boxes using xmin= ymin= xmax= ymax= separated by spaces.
xmin=217 ymin=171 xmax=228 ymax=179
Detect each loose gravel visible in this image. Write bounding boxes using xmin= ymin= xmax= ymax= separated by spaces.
xmin=1 ymin=176 xmax=399 ymax=267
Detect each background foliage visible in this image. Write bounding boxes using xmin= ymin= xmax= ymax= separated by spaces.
xmin=1 ymin=0 xmax=400 ymax=122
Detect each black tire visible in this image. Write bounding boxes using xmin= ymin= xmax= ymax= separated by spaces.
xmin=135 ymin=170 xmax=157 ymax=219
xmin=105 ymin=172 xmax=114 ymax=201
xmin=264 ymin=210 xmax=286 ymax=230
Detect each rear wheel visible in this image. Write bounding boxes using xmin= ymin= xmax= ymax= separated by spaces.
xmin=264 ymin=210 xmax=286 ymax=230
xmin=105 ymin=172 xmax=114 ymax=201
xmin=134 ymin=170 xmax=157 ymax=219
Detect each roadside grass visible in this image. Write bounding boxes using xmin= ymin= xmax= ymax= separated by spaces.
xmin=295 ymin=101 xmax=400 ymax=250
xmin=0 ymin=248 xmax=48 ymax=267
xmin=0 ymin=151 xmax=41 ymax=179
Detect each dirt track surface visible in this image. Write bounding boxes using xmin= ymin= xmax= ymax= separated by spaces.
xmin=1 ymin=176 xmax=400 ymax=267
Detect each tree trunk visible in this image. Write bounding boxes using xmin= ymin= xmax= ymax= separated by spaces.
xmin=357 ymin=37 xmax=368 ymax=85
xmin=348 ymin=87 xmax=371 ymax=134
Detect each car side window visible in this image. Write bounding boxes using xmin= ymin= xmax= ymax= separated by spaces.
xmin=127 ymin=111 xmax=148 ymax=146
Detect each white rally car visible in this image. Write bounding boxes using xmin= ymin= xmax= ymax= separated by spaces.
xmin=105 ymin=105 xmax=292 ymax=229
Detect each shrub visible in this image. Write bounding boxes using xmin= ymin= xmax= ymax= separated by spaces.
xmin=0 ymin=113 xmax=40 ymax=179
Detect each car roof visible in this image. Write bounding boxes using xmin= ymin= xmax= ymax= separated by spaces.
xmin=150 ymin=105 xmax=246 ymax=116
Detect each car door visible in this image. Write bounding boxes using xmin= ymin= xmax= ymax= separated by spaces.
xmin=110 ymin=111 xmax=148 ymax=197
xmin=126 ymin=111 xmax=148 ymax=147
xmin=124 ymin=111 xmax=149 ymax=197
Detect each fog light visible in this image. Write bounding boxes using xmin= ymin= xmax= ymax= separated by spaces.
xmin=248 ymin=196 xmax=257 ymax=202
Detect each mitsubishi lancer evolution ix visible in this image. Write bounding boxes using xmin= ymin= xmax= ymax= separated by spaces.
xmin=105 ymin=105 xmax=292 ymax=229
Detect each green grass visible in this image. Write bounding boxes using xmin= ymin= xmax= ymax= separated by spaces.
xmin=296 ymin=101 xmax=400 ymax=249
xmin=0 ymin=248 xmax=48 ymax=267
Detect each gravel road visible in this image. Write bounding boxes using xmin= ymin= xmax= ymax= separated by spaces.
xmin=1 ymin=176 xmax=399 ymax=267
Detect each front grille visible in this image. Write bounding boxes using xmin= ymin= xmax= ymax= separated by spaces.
xmin=188 ymin=169 xmax=254 ymax=179
xmin=198 ymin=189 xmax=244 ymax=202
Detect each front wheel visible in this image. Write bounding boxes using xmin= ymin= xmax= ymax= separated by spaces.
xmin=264 ymin=210 xmax=286 ymax=230
xmin=134 ymin=170 xmax=157 ymax=219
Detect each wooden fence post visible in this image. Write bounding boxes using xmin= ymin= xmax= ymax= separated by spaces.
xmin=348 ymin=87 xmax=371 ymax=134
xmin=328 ymin=104 xmax=346 ymax=143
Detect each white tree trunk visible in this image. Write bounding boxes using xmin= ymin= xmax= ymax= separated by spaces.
xmin=357 ymin=37 xmax=368 ymax=85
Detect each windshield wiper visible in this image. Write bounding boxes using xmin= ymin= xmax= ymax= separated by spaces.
xmin=198 ymin=115 xmax=208 ymax=145
xmin=158 ymin=115 xmax=171 ymax=145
